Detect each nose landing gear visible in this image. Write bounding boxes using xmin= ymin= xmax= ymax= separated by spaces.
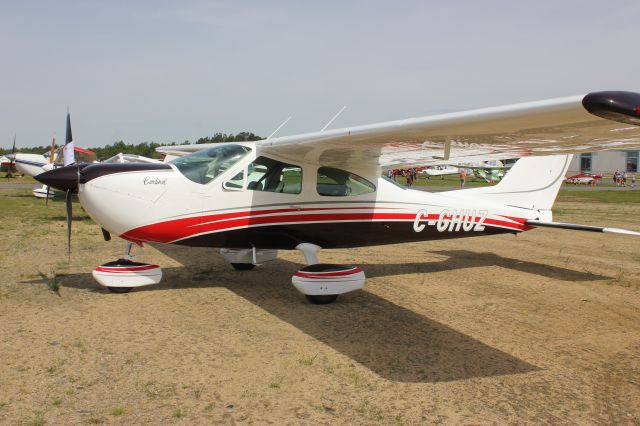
xmin=92 ymin=242 xmax=162 ymax=293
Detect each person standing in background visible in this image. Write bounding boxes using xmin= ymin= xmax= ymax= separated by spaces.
xmin=459 ymin=169 xmax=467 ymax=187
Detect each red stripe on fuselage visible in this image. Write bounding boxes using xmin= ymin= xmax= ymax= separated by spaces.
xmin=121 ymin=207 xmax=528 ymax=243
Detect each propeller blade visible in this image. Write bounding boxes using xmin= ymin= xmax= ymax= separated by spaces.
xmin=45 ymin=185 xmax=50 ymax=205
xmin=63 ymin=110 xmax=75 ymax=166
xmin=65 ymin=189 xmax=73 ymax=256
xmin=101 ymin=228 xmax=111 ymax=241
xmin=65 ymin=110 xmax=72 ymax=144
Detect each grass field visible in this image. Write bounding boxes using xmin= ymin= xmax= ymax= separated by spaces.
xmin=392 ymin=173 xmax=635 ymax=189
xmin=1 ymin=185 xmax=639 ymax=424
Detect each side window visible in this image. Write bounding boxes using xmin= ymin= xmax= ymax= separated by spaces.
xmin=247 ymin=156 xmax=302 ymax=194
xmin=317 ymin=167 xmax=376 ymax=196
xmin=223 ymin=170 xmax=244 ymax=190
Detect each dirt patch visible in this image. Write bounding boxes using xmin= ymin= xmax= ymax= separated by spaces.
xmin=1 ymin=189 xmax=639 ymax=424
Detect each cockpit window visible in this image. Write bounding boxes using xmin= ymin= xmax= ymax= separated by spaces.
xmin=170 ymin=144 xmax=251 ymax=184
xmin=246 ymin=156 xmax=302 ymax=194
xmin=317 ymin=167 xmax=376 ymax=196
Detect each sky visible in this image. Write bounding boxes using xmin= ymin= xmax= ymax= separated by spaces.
xmin=1 ymin=0 xmax=639 ymax=149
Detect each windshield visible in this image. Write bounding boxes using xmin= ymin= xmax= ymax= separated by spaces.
xmin=170 ymin=144 xmax=251 ymax=184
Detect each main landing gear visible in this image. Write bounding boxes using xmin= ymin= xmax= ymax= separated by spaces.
xmin=92 ymin=242 xmax=365 ymax=303
xmin=220 ymin=247 xmax=278 ymax=271
xmin=92 ymin=242 xmax=163 ymax=293
xmin=291 ymin=243 xmax=365 ymax=304
xmin=220 ymin=244 xmax=366 ymax=304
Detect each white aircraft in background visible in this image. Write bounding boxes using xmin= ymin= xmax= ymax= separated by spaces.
xmin=1 ymin=155 xmax=15 ymax=176
xmin=460 ymin=160 xmax=511 ymax=183
xmin=37 ymin=91 xmax=640 ymax=303
xmin=2 ymin=135 xmax=17 ymax=178
xmin=12 ymin=144 xmax=96 ymax=198
xmin=421 ymin=164 xmax=461 ymax=178
xmin=12 ymin=112 xmax=162 ymax=198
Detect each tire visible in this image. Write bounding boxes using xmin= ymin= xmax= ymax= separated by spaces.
xmin=107 ymin=287 xmax=133 ymax=293
xmin=231 ymin=263 xmax=256 ymax=271
xmin=305 ymin=294 xmax=338 ymax=305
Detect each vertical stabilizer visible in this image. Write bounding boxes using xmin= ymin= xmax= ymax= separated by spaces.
xmin=447 ymin=155 xmax=572 ymax=211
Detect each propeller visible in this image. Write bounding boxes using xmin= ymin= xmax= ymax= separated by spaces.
xmin=65 ymin=187 xmax=73 ymax=256
xmin=36 ymin=163 xmax=83 ymax=256
xmin=64 ymin=163 xmax=80 ymax=256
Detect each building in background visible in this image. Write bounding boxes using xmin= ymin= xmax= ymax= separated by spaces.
xmin=567 ymin=150 xmax=638 ymax=175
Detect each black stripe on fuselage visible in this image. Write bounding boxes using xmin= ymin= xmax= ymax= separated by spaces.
xmin=80 ymin=163 xmax=172 ymax=184
xmin=172 ymin=221 xmax=515 ymax=249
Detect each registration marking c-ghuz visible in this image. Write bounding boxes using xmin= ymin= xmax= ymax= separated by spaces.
xmin=413 ymin=209 xmax=488 ymax=233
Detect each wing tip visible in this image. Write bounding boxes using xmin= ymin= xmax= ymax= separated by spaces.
xmin=582 ymin=91 xmax=640 ymax=126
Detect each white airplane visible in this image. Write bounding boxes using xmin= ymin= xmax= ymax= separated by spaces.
xmin=12 ymin=110 xmax=161 ymax=198
xmin=36 ymin=91 xmax=640 ymax=303
xmin=11 ymin=145 xmax=96 ymax=198
xmin=421 ymin=164 xmax=461 ymax=178
xmin=1 ymin=155 xmax=14 ymax=176
xmin=1 ymin=135 xmax=16 ymax=177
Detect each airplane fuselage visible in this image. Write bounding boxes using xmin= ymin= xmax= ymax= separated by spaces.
xmin=77 ymin=143 xmax=536 ymax=250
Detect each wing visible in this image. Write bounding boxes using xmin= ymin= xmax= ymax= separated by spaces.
xmin=101 ymin=153 xmax=164 ymax=164
xmin=159 ymin=91 xmax=640 ymax=169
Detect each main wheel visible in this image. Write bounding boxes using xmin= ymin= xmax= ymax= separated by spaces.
xmin=305 ymin=294 xmax=338 ymax=305
xmin=107 ymin=287 xmax=133 ymax=293
xmin=231 ymin=263 xmax=256 ymax=271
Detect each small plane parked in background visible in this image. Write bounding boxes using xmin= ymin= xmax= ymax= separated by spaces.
xmin=37 ymin=91 xmax=640 ymax=303
xmin=565 ymin=172 xmax=603 ymax=185
xmin=1 ymin=155 xmax=15 ymax=176
xmin=421 ymin=164 xmax=461 ymax=178
xmin=1 ymin=135 xmax=17 ymax=178
xmin=420 ymin=161 xmax=511 ymax=183
xmin=11 ymin=112 xmax=163 ymax=198
xmin=465 ymin=161 xmax=509 ymax=183
xmin=12 ymin=144 xmax=96 ymax=198
xmin=12 ymin=146 xmax=96 ymax=177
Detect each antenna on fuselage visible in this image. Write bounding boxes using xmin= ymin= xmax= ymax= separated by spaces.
xmin=320 ymin=106 xmax=347 ymax=131
xmin=267 ymin=116 xmax=292 ymax=140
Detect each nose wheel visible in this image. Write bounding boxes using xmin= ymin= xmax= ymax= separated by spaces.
xmin=92 ymin=242 xmax=163 ymax=293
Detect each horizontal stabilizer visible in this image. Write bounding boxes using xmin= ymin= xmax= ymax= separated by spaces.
xmin=526 ymin=220 xmax=640 ymax=236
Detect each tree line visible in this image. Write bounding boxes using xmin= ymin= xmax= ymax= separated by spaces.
xmin=0 ymin=132 xmax=263 ymax=160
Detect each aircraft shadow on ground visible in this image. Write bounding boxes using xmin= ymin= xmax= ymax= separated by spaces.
xmin=364 ymin=249 xmax=608 ymax=282
xmin=25 ymin=244 xmax=610 ymax=383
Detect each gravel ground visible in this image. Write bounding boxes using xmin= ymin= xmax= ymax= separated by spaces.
xmin=0 ymin=189 xmax=639 ymax=425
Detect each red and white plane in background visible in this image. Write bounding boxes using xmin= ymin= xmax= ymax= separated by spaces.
xmin=37 ymin=91 xmax=640 ymax=303
xmin=565 ymin=172 xmax=603 ymax=185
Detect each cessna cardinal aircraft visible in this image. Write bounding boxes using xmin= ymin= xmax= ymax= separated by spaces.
xmin=37 ymin=91 xmax=640 ymax=303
